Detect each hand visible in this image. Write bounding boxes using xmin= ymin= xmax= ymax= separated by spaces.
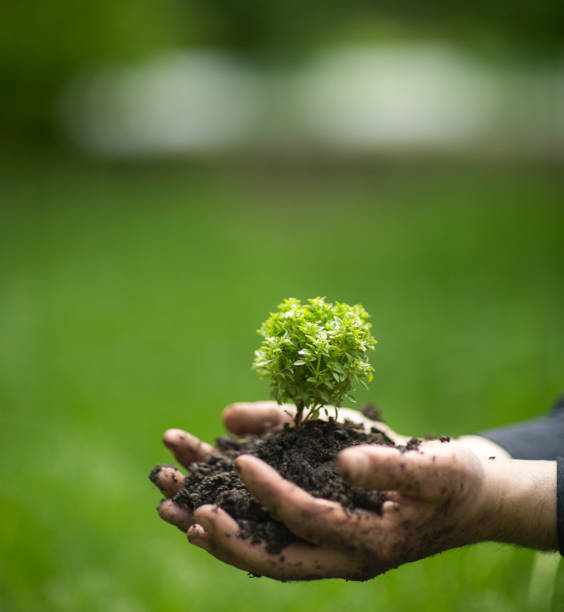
xmin=188 ymin=438 xmax=496 ymax=580
xmin=151 ymin=402 xmax=558 ymax=581
xmin=150 ymin=400 xmax=404 ymax=535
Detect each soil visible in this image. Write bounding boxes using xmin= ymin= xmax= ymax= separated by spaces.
xmin=167 ymin=416 xmax=421 ymax=554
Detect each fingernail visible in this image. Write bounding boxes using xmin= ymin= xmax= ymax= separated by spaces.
xmin=187 ymin=524 xmax=207 ymax=549
xmin=234 ymin=455 xmax=252 ymax=476
xmin=163 ymin=429 xmax=189 ymax=447
xmin=194 ymin=506 xmax=215 ymax=534
xmin=149 ymin=463 xmax=175 ymax=485
xmin=188 ymin=524 xmax=207 ymax=542
xmin=149 ymin=464 xmax=165 ymax=484
xmin=339 ymin=449 xmax=369 ymax=484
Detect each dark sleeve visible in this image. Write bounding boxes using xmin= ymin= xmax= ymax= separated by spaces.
xmin=479 ymin=396 xmax=564 ymax=460
xmin=558 ymin=458 xmax=564 ymax=555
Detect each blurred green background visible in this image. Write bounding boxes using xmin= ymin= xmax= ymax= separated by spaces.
xmin=1 ymin=1 xmax=564 ymax=611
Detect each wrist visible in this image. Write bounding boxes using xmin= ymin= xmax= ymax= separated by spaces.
xmin=476 ymin=458 xmax=557 ymax=550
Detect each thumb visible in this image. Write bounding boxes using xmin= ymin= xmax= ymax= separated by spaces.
xmin=338 ymin=443 xmax=460 ymax=502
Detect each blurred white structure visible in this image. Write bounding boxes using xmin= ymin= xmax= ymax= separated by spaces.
xmin=60 ymin=52 xmax=260 ymax=156
xmin=59 ymin=45 xmax=564 ymax=159
xmin=294 ymin=47 xmax=501 ymax=149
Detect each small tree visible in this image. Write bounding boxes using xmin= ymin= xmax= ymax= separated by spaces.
xmin=253 ymin=297 xmax=377 ymax=426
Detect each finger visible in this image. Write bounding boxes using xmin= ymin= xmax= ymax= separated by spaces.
xmin=192 ymin=505 xmax=364 ymax=581
xmin=163 ymin=428 xmax=216 ymax=468
xmin=149 ymin=464 xmax=185 ymax=498
xmin=223 ymin=402 xmax=407 ymax=445
xmin=224 ymin=402 xmax=377 ymax=434
xmin=234 ymin=455 xmax=379 ymax=551
xmin=222 ymin=402 xmax=294 ymax=435
xmin=187 ymin=523 xmax=212 ymax=550
xmin=330 ymin=407 xmax=373 ymax=431
xmin=157 ymin=499 xmax=193 ymax=531
xmin=338 ymin=443 xmax=459 ymax=501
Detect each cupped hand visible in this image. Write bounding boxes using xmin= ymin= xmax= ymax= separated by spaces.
xmin=187 ymin=439 xmax=495 ymax=581
xmin=152 ymin=401 xmax=557 ymax=580
xmin=150 ymin=401 xmax=404 ymax=533
xmin=151 ymin=401 xmax=491 ymax=581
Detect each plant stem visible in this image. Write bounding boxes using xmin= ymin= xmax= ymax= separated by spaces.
xmin=295 ymin=402 xmax=305 ymax=427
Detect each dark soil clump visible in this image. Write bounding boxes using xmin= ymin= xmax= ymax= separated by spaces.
xmin=173 ymin=419 xmax=418 ymax=554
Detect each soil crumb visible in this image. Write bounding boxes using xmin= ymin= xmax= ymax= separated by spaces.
xmin=173 ymin=419 xmax=418 ymax=554
xmin=359 ymin=403 xmax=383 ymax=422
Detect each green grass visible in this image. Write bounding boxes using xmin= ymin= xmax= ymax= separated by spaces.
xmin=1 ymin=158 xmax=563 ymax=611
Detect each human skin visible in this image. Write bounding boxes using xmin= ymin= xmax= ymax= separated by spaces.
xmin=151 ymin=401 xmax=558 ymax=581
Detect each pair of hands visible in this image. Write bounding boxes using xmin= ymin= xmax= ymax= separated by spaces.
xmin=151 ymin=401 xmax=523 ymax=581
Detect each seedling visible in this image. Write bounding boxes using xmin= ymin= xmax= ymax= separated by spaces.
xmin=160 ymin=297 xmax=389 ymax=555
xmin=253 ymin=297 xmax=377 ymax=425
